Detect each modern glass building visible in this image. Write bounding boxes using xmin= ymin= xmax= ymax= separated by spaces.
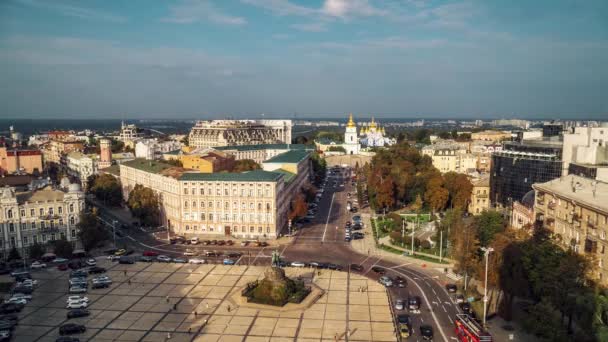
xmin=490 ymin=139 xmax=563 ymax=207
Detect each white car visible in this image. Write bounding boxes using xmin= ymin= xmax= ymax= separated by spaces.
xmin=107 ymin=255 xmax=120 ymax=261
xmin=10 ymin=294 xmax=32 ymax=301
xmin=67 ymin=296 xmax=89 ymax=303
xmin=30 ymin=261 xmax=47 ymax=269
xmin=69 ymin=286 xmax=87 ymax=294
xmin=183 ymin=250 xmax=197 ymax=256
xmin=188 ymin=258 xmax=205 ymax=264
xmin=157 ymin=255 xmax=171 ymax=262
xmin=85 ymin=258 xmax=96 ymax=266
xmin=17 ymin=279 xmax=38 ymax=287
xmin=4 ymin=298 xmax=26 ymax=305
xmin=66 ymin=301 xmax=88 ymax=309
xmin=290 ymin=261 xmax=306 ymax=267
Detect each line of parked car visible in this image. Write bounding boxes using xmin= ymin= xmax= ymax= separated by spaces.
xmin=107 ymin=250 xmax=243 ymax=266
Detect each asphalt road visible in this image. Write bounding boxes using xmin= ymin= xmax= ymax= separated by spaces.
xmin=93 ymin=168 xmax=462 ymax=342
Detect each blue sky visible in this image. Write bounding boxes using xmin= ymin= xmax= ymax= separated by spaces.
xmin=0 ymin=0 xmax=607 ymax=119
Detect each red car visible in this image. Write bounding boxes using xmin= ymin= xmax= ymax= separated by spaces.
xmin=143 ymin=251 xmax=159 ymax=257
xmin=57 ymin=264 xmax=68 ymax=271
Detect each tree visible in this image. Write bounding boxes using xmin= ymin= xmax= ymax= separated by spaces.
xmin=444 ymin=209 xmax=477 ymax=286
xmin=475 ymin=210 xmax=505 ymax=247
xmin=52 ymin=238 xmax=74 ymax=258
xmin=89 ymin=174 xmax=123 ymax=206
xmin=7 ymin=247 xmax=21 ymax=261
xmin=288 ymin=194 xmax=308 ymax=220
xmin=523 ymin=298 xmax=569 ymax=341
xmin=77 ymin=212 xmax=109 ymax=251
xmin=110 ymin=139 xmax=124 ymax=153
xmin=28 ymin=243 xmax=46 ymax=260
xmin=424 ymin=175 xmax=448 ymax=213
xmin=327 ymin=146 xmax=346 ymax=153
xmin=232 ymin=159 xmax=261 ymax=172
xmin=127 ymin=184 xmax=160 ymax=227
xmin=443 ymin=172 xmax=473 ymax=209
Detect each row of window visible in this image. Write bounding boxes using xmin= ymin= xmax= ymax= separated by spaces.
xmin=0 ymin=229 xmax=76 ymax=249
xmin=183 ymin=187 xmax=272 ymax=197
xmin=6 ymin=204 xmax=77 ymax=219
xmin=183 ymin=201 xmax=272 ymax=210
xmin=183 ymin=212 xmax=274 ymax=223
xmin=2 ymin=217 xmax=76 ymax=233
xmin=183 ymin=225 xmax=272 ymax=234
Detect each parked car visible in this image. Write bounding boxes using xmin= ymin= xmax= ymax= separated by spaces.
xmin=57 ymin=264 xmax=68 ymax=271
xmin=394 ymin=299 xmax=405 ymax=311
xmin=106 ymin=255 xmax=120 ymax=261
xmin=397 ymin=315 xmax=412 ymax=338
xmin=188 ymin=258 xmax=205 ymax=264
xmin=191 ymin=237 xmax=199 ymax=245
xmin=9 ymin=270 xmax=29 ymax=278
xmin=183 ymin=250 xmax=197 ymax=256
xmin=69 ymin=286 xmax=87 ymax=294
xmin=459 ymin=302 xmax=472 ymax=315
xmin=378 ymin=276 xmax=393 ymax=287
xmin=240 ymin=241 xmax=249 ymax=247
xmin=290 ymin=261 xmax=306 ymax=267
xmin=9 ymin=294 xmax=31 ymax=301
xmin=53 ymin=258 xmax=69 ymax=263
xmin=420 ymin=325 xmax=434 ymax=340
xmin=70 ymin=270 xmax=88 ymax=278
xmin=408 ymin=296 xmax=421 ymax=312
xmin=0 ymin=330 xmax=10 ymax=341
xmin=59 ymin=323 xmax=86 ymax=335
xmin=142 ymin=251 xmax=159 ymax=257
xmin=350 ymin=264 xmax=364 ymax=272
xmin=227 ymin=252 xmax=242 ymax=258
xmin=114 ymin=249 xmax=126 ymax=256
xmin=157 ymin=255 xmax=171 ymax=262
xmin=327 ymin=264 xmax=342 ymax=271
xmin=446 ymin=283 xmax=457 ymax=293
xmin=91 ymin=282 xmax=110 ymax=289
xmin=30 ymin=261 xmax=47 ymax=269
xmin=67 ymin=296 xmax=89 ymax=302
xmin=172 ymin=258 xmax=187 ymax=263
xmin=118 ymin=256 xmax=134 ymax=264
xmin=67 ymin=309 xmax=90 ymax=319
xmin=371 ymin=266 xmax=386 ymax=274
xmin=222 ymin=259 xmax=235 ymax=265
xmin=85 ymin=259 xmax=96 ymax=267
xmin=3 ymin=298 xmax=26 ymax=306
xmin=88 ymin=267 xmax=106 ymax=274
xmin=66 ymin=302 xmax=88 ymax=309
xmin=455 ymin=294 xmax=465 ymax=304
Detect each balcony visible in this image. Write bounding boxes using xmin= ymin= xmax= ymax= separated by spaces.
xmin=588 ymin=220 xmax=597 ymax=229
xmin=548 ymin=202 xmax=556 ymax=210
xmin=536 ymin=199 xmax=545 ymax=206
xmin=39 ymin=214 xmax=61 ymax=220
xmin=477 ymin=193 xmax=489 ymax=199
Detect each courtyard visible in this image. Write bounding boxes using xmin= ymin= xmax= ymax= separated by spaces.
xmin=11 ymin=258 xmax=396 ymax=341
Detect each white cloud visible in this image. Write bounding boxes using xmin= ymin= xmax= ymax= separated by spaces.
xmin=291 ymin=22 xmax=327 ymax=32
xmin=321 ymin=0 xmax=387 ymax=18
xmin=14 ymin=0 xmax=127 ymax=22
xmin=162 ymin=0 xmax=246 ymax=26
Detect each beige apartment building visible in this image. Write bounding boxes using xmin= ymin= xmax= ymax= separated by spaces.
xmin=533 ymin=175 xmax=608 ymax=284
xmin=188 ymin=120 xmax=292 ymax=149
xmin=468 ymin=177 xmax=490 ymax=215
xmin=119 ymin=154 xmax=310 ymax=239
xmin=471 ymin=130 xmax=511 ymax=142
xmin=0 ymin=180 xmax=85 ymax=258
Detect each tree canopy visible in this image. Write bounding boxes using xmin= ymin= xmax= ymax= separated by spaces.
xmin=232 ymin=159 xmax=261 ymax=172
xmin=88 ymin=174 xmax=122 ymax=206
xmin=127 ymin=184 xmax=160 ymax=227
xmin=77 ymin=211 xmax=109 ymax=251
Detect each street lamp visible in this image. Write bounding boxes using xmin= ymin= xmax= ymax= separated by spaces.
xmin=481 ymin=246 xmax=494 ymax=327
xmin=112 ymin=220 xmax=117 ymax=247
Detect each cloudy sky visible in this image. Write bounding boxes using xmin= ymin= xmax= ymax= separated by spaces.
xmin=0 ymin=0 xmax=607 ymax=119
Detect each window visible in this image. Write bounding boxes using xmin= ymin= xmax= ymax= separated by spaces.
xmin=185 ymin=225 xmax=190 ymax=231
xmin=201 ymin=213 xmax=206 ymax=220
xmin=184 ymin=188 xmax=188 ymax=195
xmin=51 ymin=234 xmax=56 ymax=241
xmin=71 ymin=229 xmax=76 ymax=238
xmin=258 ymin=226 xmax=262 ymax=233
xmin=266 ymin=226 xmax=270 ymax=233
xmin=30 ymin=209 xmax=35 ymax=216
xmin=49 ymin=207 xmax=54 ymax=215
xmin=266 ymin=203 xmax=271 ymax=210
xmin=69 ymin=204 xmax=74 ymax=213
xmin=250 ymin=203 xmax=254 ymax=209
xmin=224 ymin=189 xmax=229 ymax=196
xmin=7 ymin=210 xmax=12 ymax=219
xmin=59 ymin=219 xmax=63 ymax=226
xmin=250 ymin=226 xmax=255 ymax=233
xmin=33 ymin=236 xmax=37 ymax=244
xmin=209 ymin=213 xmax=214 ymax=221
xmin=193 ymin=225 xmax=198 ymax=230
xmin=192 ymin=188 xmax=195 ymax=195
xmin=200 ymin=188 xmax=205 ymax=195
xmin=201 ymin=202 xmax=205 ymax=208
xmin=209 ymin=202 xmax=213 ymax=208
xmin=225 ymin=202 xmax=229 ymax=210
xmin=216 ymin=189 xmax=221 ymax=196
xmin=22 ymin=236 xmax=28 ymax=245
xmin=70 ymin=217 xmax=75 ymax=225
xmin=20 ymin=209 xmax=25 ymax=217
xmin=8 ymin=223 xmax=14 ymax=233
xmin=58 ymin=207 xmax=62 ymax=214
xmin=258 ymin=203 xmax=262 ymax=210
xmin=41 ymin=221 xmax=45 ymax=229
xmin=192 ymin=201 xmax=197 ymax=208
xmin=31 ymin=222 xmax=36 ymax=229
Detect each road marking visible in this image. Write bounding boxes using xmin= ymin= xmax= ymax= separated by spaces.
xmin=432 ymin=301 xmax=439 ymax=306
xmin=391 ymin=269 xmax=449 ymax=342
xmin=322 ymin=193 xmax=336 ymax=242
xmin=444 ymin=301 xmax=451 ymax=305
xmin=389 ymin=263 xmax=412 ymax=269
xmin=442 ymin=305 xmax=447 ymax=313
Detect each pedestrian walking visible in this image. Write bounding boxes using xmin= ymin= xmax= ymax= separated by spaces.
xmin=227 ymin=304 xmax=231 ymax=312
xmin=124 ymin=270 xmax=127 ymax=276
xmin=188 ymin=327 xmax=192 ymax=334
xmin=194 ymin=311 xmax=198 ymax=317
xmin=167 ymin=332 xmax=171 ymax=339
xmin=166 ymin=296 xmax=170 ymax=303
xmin=128 ymin=279 xmax=131 ymax=286
xmin=173 ymin=303 xmax=177 ymax=310
xmin=206 ymin=302 xmax=209 ymax=309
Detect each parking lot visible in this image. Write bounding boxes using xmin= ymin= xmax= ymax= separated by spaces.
xmin=8 ymin=257 xmax=397 ymax=341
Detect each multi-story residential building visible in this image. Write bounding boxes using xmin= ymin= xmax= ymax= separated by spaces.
xmin=562 ymin=124 xmax=608 ymax=180
xmin=423 ymin=146 xmax=477 ymax=174
xmin=135 ymin=139 xmax=182 ymax=160
xmin=213 ymin=144 xmax=312 ymax=164
xmin=471 ymin=130 xmax=511 ymax=142
xmin=43 ymin=140 xmax=85 ymax=164
xmin=119 ymin=151 xmax=311 ymax=239
xmin=66 ymin=152 xmax=98 ymax=188
xmin=468 ymin=177 xmax=490 ymax=215
xmin=533 ymin=175 xmax=608 ymax=285
xmin=180 ymin=151 xmax=235 ymax=173
xmin=0 ymin=147 xmax=43 ymax=175
xmin=511 ymin=191 xmax=535 ymax=230
xmin=491 ymin=139 xmax=563 ymax=207
xmin=0 ymin=180 xmax=85 ymax=258
xmin=188 ymin=120 xmax=292 ymax=149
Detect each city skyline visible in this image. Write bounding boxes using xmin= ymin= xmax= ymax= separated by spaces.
xmin=1 ymin=0 xmax=607 ymax=119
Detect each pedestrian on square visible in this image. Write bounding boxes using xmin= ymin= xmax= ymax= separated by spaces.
xmin=227 ymin=304 xmax=231 ymax=312
xmin=166 ymin=296 xmax=170 ymax=303
xmin=173 ymin=303 xmax=177 ymax=310
xmin=194 ymin=311 xmax=198 ymax=317
xmin=128 ymin=279 xmax=131 ymax=286
xmin=188 ymin=327 xmax=192 ymax=334
xmin=206 ymin=302 xmax=209 ymax=309
xmin=124 ymin=270 xmax=127 ymax=276
xmin=167 ymin=332 xmax=171 ymax=339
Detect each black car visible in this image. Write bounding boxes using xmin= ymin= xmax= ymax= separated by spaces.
xmin=0 ymin=314 xmax=18 ymax=322
xmin=371 ymin=266 xmax=386 ymax=274
xmin=395 ymin=276 xmax=406 ymax=288
xmin=56 ymin=337 xmax=80 ymax=342
xmin=0 ymin=320 xmax=16 ymax=330
xmin=12 ymin=286 xmax=33 ymax=295
xmin=0 ymin=268 xmax=11 ymax=275
xmin=408 ymin=296 xmax=421 ymax=311
xmin=67 ymin=309 xmax=90 ymax=319
xmin=420 ymin=325 xmax=434 ymax=340
xmin=118 ymin=256 xmax=134 ymax=264
xmin=352 ymin=223 xmax=362 ymax=230
xmin=59 ymin=323 xmax=86 ymax=335
xmin=459 ymin=302 xmax=472 ymax=315
xmin=0 ymin=303 xmax=23 ymax=314
xmin=139 ymin=256 xmax=153 ymax=263
xmin=352 ymin=232 xmax=364 ymax=240
xmin=350 ymin=264 xmax=364 ymax=272
xmin=327 ymin=264 xmax=342 ymax=271
xmin=68 ymin=261 xmax=82 ymax=270
xmin=446 ymin=283 xmax=457 ymax=293
xmin=88 ymin=267 xmax=106 ymax=274
xmin=71 ymin=270 xmax=88 ymax=278
xmin=227 ymin=252 xmax=242 ymax=258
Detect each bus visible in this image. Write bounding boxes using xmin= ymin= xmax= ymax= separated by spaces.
xmin=454 ymin=314 xmax=492 ymax=342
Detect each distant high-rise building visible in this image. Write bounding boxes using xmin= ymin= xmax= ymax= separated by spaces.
xmin=98 ymin=138 xmax=112 ymax=169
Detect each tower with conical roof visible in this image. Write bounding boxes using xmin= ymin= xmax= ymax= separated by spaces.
xmin=343 ymin=113 xmax=360 ymax=155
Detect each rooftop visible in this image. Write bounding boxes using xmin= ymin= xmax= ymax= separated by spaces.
xmin=533 ymin=174 xmax=608 ymax=213
xmin=264 ymin=150 xmax=311 ymax=164
xmin=16 ymin=185 xmax=65 ymax=204
xmin=179 ymin=170 xmax=284 ymax=182
xmin=214 ymin=144 xmax=311 ymax=152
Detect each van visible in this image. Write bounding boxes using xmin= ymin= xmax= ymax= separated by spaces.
xmin=191 ymin=237 xmax=199 ymax=245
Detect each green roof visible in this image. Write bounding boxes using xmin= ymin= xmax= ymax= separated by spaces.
xmin=264 ymin=150 xmax=311 ymax=164
xmin=101 ymin=164 xmax=120 ymax=176
xmin=214 ymin=143 xmax=312 ymax=152
xmin=164 ymin=149 xmax=182 ymax=155
xmin=121 ymin=159 xmax=174 ymax=174
xmin=273 ymin=169 xmax=296 ymax=184
xmin=179 ymin=170 xmax=284 ymax=182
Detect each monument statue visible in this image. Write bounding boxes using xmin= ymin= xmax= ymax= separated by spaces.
xmin=271 ymin=250 xmax=281 ymax=267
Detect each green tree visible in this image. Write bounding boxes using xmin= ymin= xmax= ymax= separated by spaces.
xmin=7 ymin=246 xmax=21 ymax=261
xmin=89 ymin=174 xmax=123 ymax=206
xmin=28 ymin=243 xmax=46 ymax=260
xmin=77 ymin=211 xmax=109 ymax=251
xmin=127 ymin=184 xmax=160 ymax=227
xmin=475 ymin=210 xmax=505 ymax=247
xmin=52 ymin=238 xmax=74 ymax=258
xmin=232 ymin=159 xmax=261 ymax=172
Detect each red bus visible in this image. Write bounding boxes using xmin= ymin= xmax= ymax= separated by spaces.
xmin=454 ymin=314 xmax=492 ymax=342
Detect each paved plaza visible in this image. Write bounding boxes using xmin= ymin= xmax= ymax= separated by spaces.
xmin=11 ymin=258 xmax=396 ymax=341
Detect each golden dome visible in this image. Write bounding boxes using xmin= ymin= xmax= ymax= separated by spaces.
xmin=347 ymin=113 xmax=356 ymax=128
xmin=370 ymin=116 xmax=377 ymax=129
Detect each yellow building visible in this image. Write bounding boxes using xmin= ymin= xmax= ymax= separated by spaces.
xmin=468 ymin=177 xmax=490 ymax=215
xmin=180 ymin=151 xmax=235 ymax=173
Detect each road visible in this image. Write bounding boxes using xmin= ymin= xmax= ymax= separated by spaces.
xmin=92 ymin=167 xmax=462 ymax=341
